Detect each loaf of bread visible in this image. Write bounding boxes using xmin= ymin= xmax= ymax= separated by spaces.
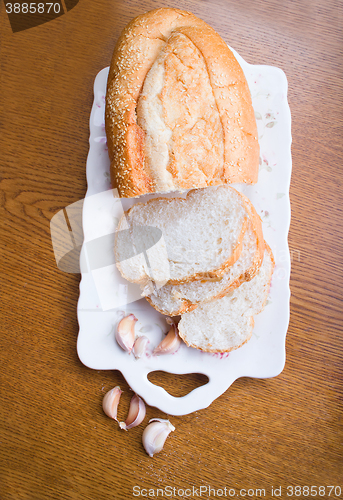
xmin=105 ymin=8 xmax=259 ymax=198
xmin=178 ymin=244 xmax=275 ymax=352
xmin=105 ymin=9 xmax=275 ymax=355
xmin=114 ymin=186 xmax=258 ymax=288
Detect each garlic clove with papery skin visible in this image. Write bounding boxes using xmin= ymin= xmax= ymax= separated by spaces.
xmin=119 ymin=394 xmax=146 ymax=430
xmin=132 ymin=336 xmax=149 ymax=359
xmin=153 ymin=323 xmax=182 ymax=356
xmin=116 ymin=314 xmax=137 ymax=353
xmin=142 ymin=418 xmax=175 ymax=457
xmin=102 ymin=386 xmax=122 ymax=421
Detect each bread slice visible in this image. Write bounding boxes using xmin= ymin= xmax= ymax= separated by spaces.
xmin=114 ymin=186 xmax=254 ymax=287
xmin=105 ymin=8 xmax=259 ymax=198
xmin=144 ymin=211 xmax=264 ymax=315
xmin=178 ymin=244 xmax=275 ymax=352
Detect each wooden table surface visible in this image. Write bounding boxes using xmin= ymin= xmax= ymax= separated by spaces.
xmin=1 ymin=0 xmax=342 ymax=498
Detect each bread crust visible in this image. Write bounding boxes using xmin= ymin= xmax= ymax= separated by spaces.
xmin=145 ymin=296 xmax=198 ymax=316
xmin=105 ymin=8 xmax=259 ymax=198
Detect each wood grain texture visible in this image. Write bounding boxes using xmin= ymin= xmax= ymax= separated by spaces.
xmin=0 ymin=0 xmax=342 ymax=498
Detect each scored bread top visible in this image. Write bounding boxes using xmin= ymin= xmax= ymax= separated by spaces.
xmin=144 ymin=212 xmax=265 ymax=315
xmin=178 ymin=244 xmax=275 ymax=353
xmin=114 ymin=186 xmax=254 ymax=287
xmin=105 ymin=8 xmax=259 ymax=198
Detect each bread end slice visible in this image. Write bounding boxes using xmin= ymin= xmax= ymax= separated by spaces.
xmin=178 ymin=244 xmax=275 ymax=353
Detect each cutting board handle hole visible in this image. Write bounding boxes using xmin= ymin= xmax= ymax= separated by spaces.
xmin=147 ymin=371 xmax=209 ymax=398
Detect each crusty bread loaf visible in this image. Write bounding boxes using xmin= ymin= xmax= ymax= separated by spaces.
xmin=144 ymin=209 xmax=264 ymax=315
xmin=105 ymin=8 xmax=259 ymax=198
xmin=178 ymin=244 xmax=275 ymax=352
xmin=114 ymin=186 xmax=256 ymax=287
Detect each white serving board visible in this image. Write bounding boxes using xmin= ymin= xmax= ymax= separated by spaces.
xmin=77 ymin=48 xmax=292 ymax=416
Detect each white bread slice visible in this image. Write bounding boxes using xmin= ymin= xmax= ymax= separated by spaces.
xmin=144 ymin=215 xmax=265 ymax=315
xmin=178 ymin=244 xmax=275 ymax=353
xmin=115 ymin=186 xmax=253 ymax=287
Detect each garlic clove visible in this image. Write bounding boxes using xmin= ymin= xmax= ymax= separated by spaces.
xmin=102 ymin=386 xmax=122 ymax=421
xmin=132 ymin=335 xmax=149 ymax=359
xmin=119 ymin=394 xmax=146 ymax=430
xmin=153 ymin=324 xmax=182 ymax=356
xmin=116 ymin=314 xmax=137 ymax=353
xmin=142 ymin=418 xmax=175 ymax=457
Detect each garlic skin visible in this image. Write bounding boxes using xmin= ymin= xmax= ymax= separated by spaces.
xmin=116 ymin=314 xmax=137 ymax=353
xmin=142 ymin=418 xmax=175 ymax=457
xmin=132 ymin=336 xmax=149 ymax=359
xmin=119 ymin=394 xmax=146 ymax=430
xmin=102 ymin=386 xmax=122 ymax=421
xmin=153 ymin=324 xmax=182 ymax=356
